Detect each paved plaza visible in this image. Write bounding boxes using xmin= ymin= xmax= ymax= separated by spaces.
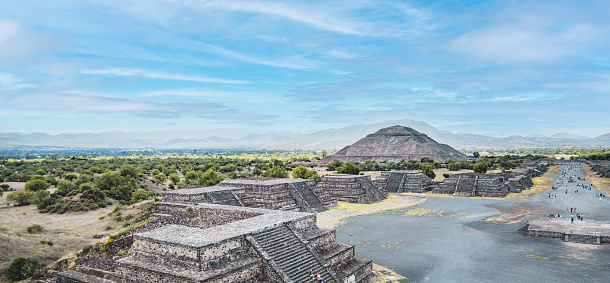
xmin=335 ymin=163 xmax=610 ymax=283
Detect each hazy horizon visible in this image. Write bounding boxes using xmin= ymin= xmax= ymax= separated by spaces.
xmin=2 ymin=1 xmax=610 ymax=139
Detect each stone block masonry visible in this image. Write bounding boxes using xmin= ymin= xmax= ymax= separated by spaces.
xmin=315 ymin=174 xmax=386 ymax=204
xmin=59 ymin=190 xmax=374 ymax=283
xmin=375 ymin=170 xmax=437 ymax=193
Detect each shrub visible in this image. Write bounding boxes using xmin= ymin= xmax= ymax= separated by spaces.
xmin=130 ymin=189 xmax=149 ymax=204
xmin=82 ymin=244 xmax=93 ymax=254
xmin=337 ymin=163 xmax=360 ymax=175
xmin=26 ymin=224 xmax=45 ymax=234
xmin=6 ymin=257 xmax=40 ymax=280
xmin=7 ymin=190 xmax=34 ymax=206
xmin=81 ymin=187 xmax=106 ymax=202
xmin=24 ymin=179 xmax=51 ymax=191
xmin=443 ymin=173 xmax=450 ymax=178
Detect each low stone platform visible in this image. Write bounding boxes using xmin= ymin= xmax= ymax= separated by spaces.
xmin=520 ymin=218 xmax=610 ymax=245
xmin=315 ymin=174 xmax=386 ymax=204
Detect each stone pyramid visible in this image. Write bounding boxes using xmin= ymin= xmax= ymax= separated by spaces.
xmin=320 ymin=125 xmax=467 ymax=164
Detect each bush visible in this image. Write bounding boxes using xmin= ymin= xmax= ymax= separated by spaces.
xmin=24 ymin=179 xmax=51 ymax=191
xmin=82 ymin=187 xmax=106 ymax=202
xmin=82 ymin=244 xmax=93 ymax=254
xmin=421 ymin=164 xmax=436 ymax=180
xmin=6 ymin=257 xmax=40 ymax=280
xmin=130 ymin=189 xmax=149 ymax=204
xmin=26 ymin=224 xmax=45 ymax=234
xmin=7 ymin=190 xmax=34 ymax=206
xmin=337 ymin=163 xmax=360 ymax=175
xmin=443 ymin=173 xmax=450 ymax=178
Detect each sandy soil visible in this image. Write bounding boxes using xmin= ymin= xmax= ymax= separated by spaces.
xmin=582 ymin=166 xmax=610 ymax=195
xmin=317 ymin=194 xmax=427 ymax=230
xmin=371 ymin=263 xmax=406 ymax=283
xmin=0 ymin=198 xmax=151 ymax=280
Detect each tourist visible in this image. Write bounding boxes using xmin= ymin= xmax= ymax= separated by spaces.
xmin=317 ymin=273 xmax=324 ymax=282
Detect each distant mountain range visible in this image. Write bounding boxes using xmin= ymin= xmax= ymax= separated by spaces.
xmin=1 ymin=119 xmax=609 ymax=151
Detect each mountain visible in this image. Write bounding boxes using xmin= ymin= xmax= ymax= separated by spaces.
xmin=319 ymin=126 xmax=467 ymax=164
xmin=549 ymin=133 xmax=589 ymax=140
xmin=1 ymin=119 xmax=609 ymax=150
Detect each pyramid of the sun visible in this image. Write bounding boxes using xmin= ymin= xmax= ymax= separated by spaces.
xmin=320 ymin=125 xmax=467 ymax=164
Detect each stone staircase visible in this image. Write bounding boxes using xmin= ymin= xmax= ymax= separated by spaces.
xmin=291 ymin=183 xmax=327 ymax=213
xmin=383 ymin=172 xmax=404 ymax=193
xmin=207 ymin=191 xmax=242 ymax=206
xmin=360 ymin=177 xmax=387 ymax=202
xmin=251 ymin=225 xmax=335 ymax=283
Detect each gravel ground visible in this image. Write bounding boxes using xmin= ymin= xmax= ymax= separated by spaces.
xmin=336 ymin=163 xmax=610 ymax=283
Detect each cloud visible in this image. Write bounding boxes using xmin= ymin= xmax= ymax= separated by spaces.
xmin=0 ymin=73 xmax=33 ymax=89
xmin=0 ymin=20 xmax=59 ymax=63
xmin=201 ymin=43 xmax=320 ymax=70
xmin=81 ymin=68 xmax=250 ymax=84
xmin=447 ymin=24 xmax=598 ymax=63
xmin=0 ymin=89 xmax=278 ymax=123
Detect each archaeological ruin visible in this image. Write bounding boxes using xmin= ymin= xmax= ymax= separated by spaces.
xmin=56 ymin=190 xmax=374 ymax=283
xmin=519 ymin=218 xmax=610 ymax=245
xmin=319 ymin=125 xmax=467 ymax=164
xmin=433 ymin=165 xmax=548 ymax=197
xmin=375 ymin=171 xmax=437 ymax=193
xmin=314 ymin=174 xmax=386 ymax=204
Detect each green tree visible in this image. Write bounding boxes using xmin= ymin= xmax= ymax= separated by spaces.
xmin=420 ymin=157 xmax=434 ymax=163
xmin=327 ymin=159 xmax=344 ymax=171
xmin=264 ymin=166 xmax=289 ymax=178
xmin=64 ymin=173 xmax=78 ymax=181
xmin=7 ymin=190 xmax=34 ymax=206
xmin=154 ymin=173 xmax=167 ymax=184
xmin=184 ymin=171 xmax=199 ymax=184
xmin=54 ymin=168 xmax=65 ymax=178
xmin=420 ymin=164 xmax=436 ymax=180
xmin=24 ymin=179 xmax=50 ymax=191
xmin=31 ymin=190 xmax=50 ymax=205
xmin=291 ymin=166 xmax=310 ymax=179
xmin=130 ymin=188 xmax=149 ymax=203
xmin=6 ymin=257 xmax=40 ymax=280
xmin=169 ymin=173 xmax=180 ymax=184
xmin=200 ymin=169 xmax=223 ymax=186
xmin=473 ymin=161 xmax=489 ymax=173
xmin=291 ymin=166 xmax=321 ymax=181
xmin=81 ymin=187 xmax=106 ymax=202
xmin=337 ymin=163 xmax=360 ymax=175
xmin=448 ymin=162 xmax=461 ymax=171
xmin=119 ymin=165 xmax=139 ymax=178
xmin=473 ymin=151 xmax=480 ymax=158
xmin=321 ymin=150 xmax=328 ymax=158
xmin=35 ymin=169 xmax=46 ymax=175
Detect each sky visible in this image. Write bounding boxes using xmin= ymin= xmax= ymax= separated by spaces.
xmin=1 ymin=0 xmax=610 ymax=139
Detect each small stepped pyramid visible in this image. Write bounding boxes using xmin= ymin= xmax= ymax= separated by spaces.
xmin=252 ymin=225 xmax=335 ymax=283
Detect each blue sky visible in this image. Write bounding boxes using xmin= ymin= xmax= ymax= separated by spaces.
xmin=1 ymin=0 xmax=609 ymax=138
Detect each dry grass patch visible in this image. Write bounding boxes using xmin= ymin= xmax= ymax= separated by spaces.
xmin=371 ymin=263 xmax=406 ymax=283
xmin=582 ymin=166 xmax=610 ymax=195
xmin=505 ymin=165 xmax=559 ymax=201
xmin=0 ymin=199 xmax=154 ymax=281
xmin=316 ymin=194 xmax=426 ymax=229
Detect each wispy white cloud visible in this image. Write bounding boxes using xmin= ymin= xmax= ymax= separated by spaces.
xmin=0 ymin=20 xmax=59 ymax=62
xmin=0 ymin=73 xmax=33 ymax=89
xmin=81 ymin=68 xmax=250 ymax=84
xmin=139 ymin=89 xmax=279 ymax=102
xmin=201 ymin=43 xmax=320 ymax=70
